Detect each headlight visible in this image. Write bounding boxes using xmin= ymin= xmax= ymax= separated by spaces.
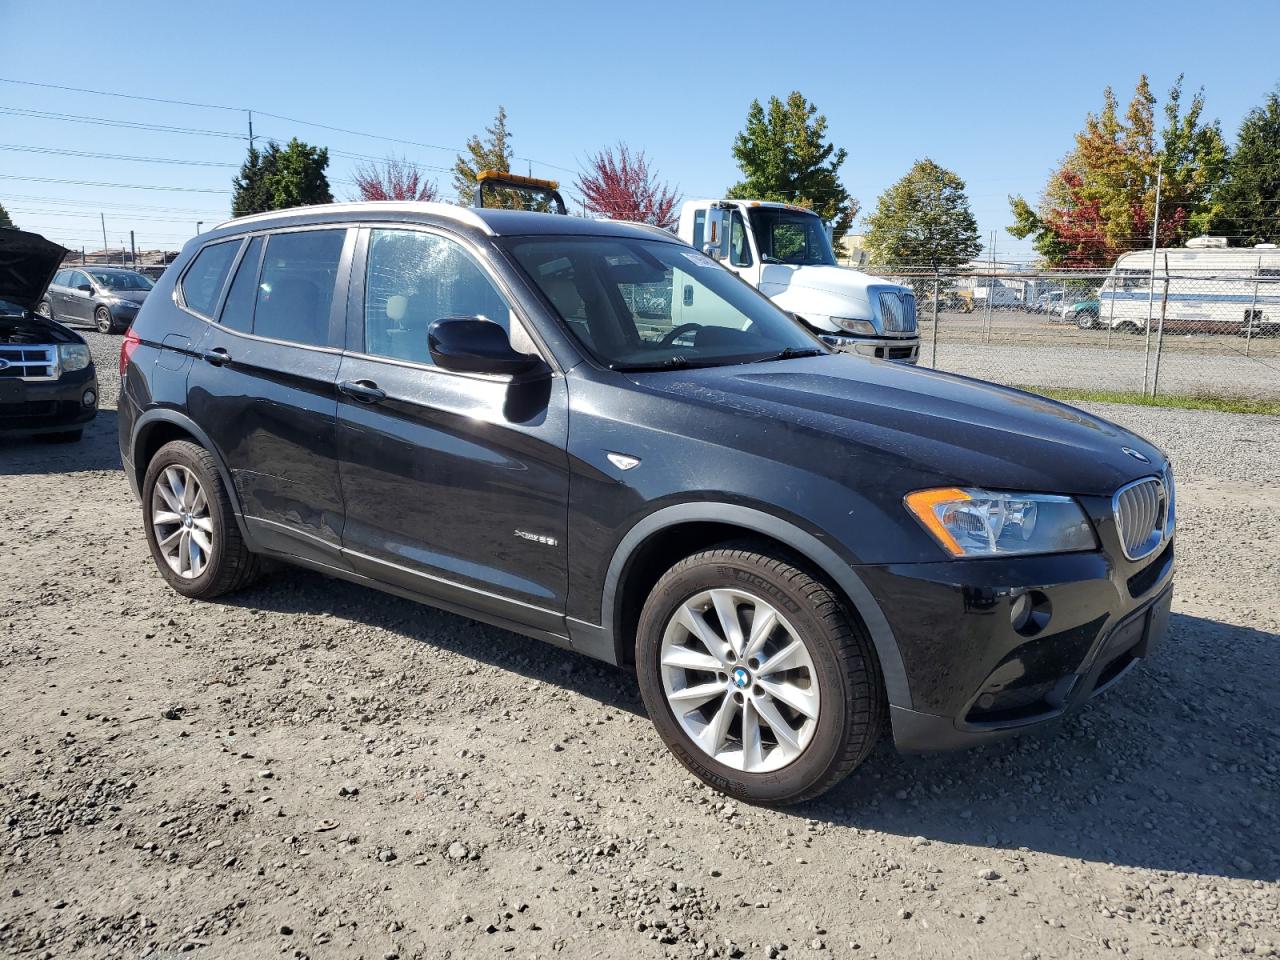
xmin=58 ymin=343 xmax=92 ymax=373
xmin=832 ymin=317 xmax=876 ymax=336
xmin=904 ymin=487 xmax=1097 ymax=558
xmin=113 ymin=298 xmax=142 ymax=309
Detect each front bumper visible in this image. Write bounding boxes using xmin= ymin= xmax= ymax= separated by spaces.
xmin=0 ymin=367 xmax=99 ymax=434
xmin=861 ymin=517 xmax=1174 ymax=752
xmin=818 ymin=332 xmax=919 ymax=363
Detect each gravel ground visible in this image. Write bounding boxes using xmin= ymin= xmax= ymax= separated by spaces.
xmin=919 ymin=312 xmax=1280 ymax=399
xmin=1 ymin=331 xmax=1277 ymax=959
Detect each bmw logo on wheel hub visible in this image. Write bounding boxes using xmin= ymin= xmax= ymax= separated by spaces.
xmin=732 ymin=667 xmax=751 ymax=689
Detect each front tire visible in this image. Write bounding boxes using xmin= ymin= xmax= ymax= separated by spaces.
xmin=1076 ymin=311 xmax=1098 ymax=330
xmin=142 ymin=440 xmax=259 ymax=599
xmin=36 ymin=300 xmax=53 ymax=319
xmin=636 ymin=544 xmax=885 ymax=805
xmin=95 ymin=306 xmax=117 ymax=334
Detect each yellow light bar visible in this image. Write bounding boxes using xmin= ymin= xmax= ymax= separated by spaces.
xmin=476 ymin=169 xmax=560 ymax=191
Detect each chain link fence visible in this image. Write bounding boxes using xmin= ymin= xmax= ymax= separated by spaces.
xmin=867 ymin=269 xmax=1280 ymax=400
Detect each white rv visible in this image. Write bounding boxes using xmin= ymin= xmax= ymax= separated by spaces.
xmin=1094 ymin=237 xmax=1280 ymax=335
xmin=676 ymin=200 xmax=920 ymax=363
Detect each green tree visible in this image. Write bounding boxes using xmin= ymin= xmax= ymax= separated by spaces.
xmin=1211 ymin=89 xmax=1280 ymax=246
xmin=267 ymin=138 xmax=333 ymax=209
xmin=865 ymin=159 xmax=981 ymax=272
xmin=726 ymin=92 xmax=855 ymax=241
xmin=1009 ymin=75 xmax=1227 ymax=266
xmin=0 ymin=201 xmax=15 ymax=229
xmin=231 ymin=143 xmax=280 ymax=217
xmin=453 ymin=106 xmax=516 ymax=206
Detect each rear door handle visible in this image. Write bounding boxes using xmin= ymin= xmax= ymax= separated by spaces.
xmin=338 ymin=379 xmax=386 ymax=404
xmin=202 ymin=347 xmax=232 ymax=366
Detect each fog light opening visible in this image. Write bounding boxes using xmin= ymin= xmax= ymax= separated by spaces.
xmin=82 ymin=389 xmax=97 ymax=408
xmin=1011 ymin=589 xmax=1052 ymax=637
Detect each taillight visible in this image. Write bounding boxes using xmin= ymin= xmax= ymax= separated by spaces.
xmin=119 ymin=327 xmax=141 ymax=378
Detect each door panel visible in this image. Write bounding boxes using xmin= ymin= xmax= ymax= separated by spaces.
xmin=185 ymin=228 xmax=352 ymax=566
xmin=336 ymin=358 xmax=569 ymax=628
xmin=336 ymin=225 xmax=569 ymax=631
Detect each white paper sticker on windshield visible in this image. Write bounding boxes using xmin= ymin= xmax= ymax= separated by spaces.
xmin=680 ymin=251 xmax=717 ymax=268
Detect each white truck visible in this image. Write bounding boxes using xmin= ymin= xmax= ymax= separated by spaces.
xmin=676 ymin=199 xmax=920 ymax=363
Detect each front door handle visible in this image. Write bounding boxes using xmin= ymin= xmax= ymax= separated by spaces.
xmin=202 ymin=347 xmax=232 ymax=366
xmin=339 ymin=379 xmax=386 ymax=404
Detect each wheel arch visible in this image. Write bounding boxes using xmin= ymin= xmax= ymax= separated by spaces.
xmin=592 ymin=502 xmax=911 ymax=709
xmin=130 ymin=409 xmax=252 ymax=543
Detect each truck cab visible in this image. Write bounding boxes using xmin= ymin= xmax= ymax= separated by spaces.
xmin=676 ymin=199 xmax=919 ymax=363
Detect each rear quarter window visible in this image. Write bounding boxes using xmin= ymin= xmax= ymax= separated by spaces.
xmin=180 ymin=240 xmax=241 ymax=318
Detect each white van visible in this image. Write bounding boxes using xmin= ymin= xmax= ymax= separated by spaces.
xmin=1096 ymin=238 xmax=1280 ymax=334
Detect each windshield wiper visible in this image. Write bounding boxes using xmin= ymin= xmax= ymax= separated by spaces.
xmin=755 ymin=346 xmax=825 ymax=363
xmin=611 ymin=356 xmax=696 ymax=372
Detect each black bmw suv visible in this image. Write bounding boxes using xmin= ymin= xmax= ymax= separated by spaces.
xmin=118 ymin=203 xmax=1175 ymax=804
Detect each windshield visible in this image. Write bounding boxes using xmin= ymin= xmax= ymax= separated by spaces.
xmin=504 ymin=236 xmax=825 ymax=370
xmin=747 ymin=208 xmax=837 ymax=266
xmin=90 ymin=270 xmax=154 ymax=291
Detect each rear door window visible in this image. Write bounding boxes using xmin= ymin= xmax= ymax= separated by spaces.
xmin=218 ymin=236 xmax=264 ymax=334
xmin=254 ymin=230 xmax=345 ymax=347
xmin=181 ymin=240 xmax=240 ymax=318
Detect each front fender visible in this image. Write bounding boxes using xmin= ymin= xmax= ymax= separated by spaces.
xmin=577 ymin=501 xmax=912 ymax=709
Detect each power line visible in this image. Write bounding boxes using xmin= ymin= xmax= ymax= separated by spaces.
xmin=0 ymin=174 xmax=230 ymax=194
xmin=0 ymin=105 xmax=247 ymax=139
xmin=0 ymin=143 xmax=238 ymax=167
xmin=0 ymin=76 xmax=246 ymax=112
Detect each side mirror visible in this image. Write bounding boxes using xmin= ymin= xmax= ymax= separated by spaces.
xmin=77 ymin=283 xmax=93 ymax=293
xmin=428 ymin=317 xmax=543 ymax=376
xmin=701 ymin=206 xmax=731 ymax=260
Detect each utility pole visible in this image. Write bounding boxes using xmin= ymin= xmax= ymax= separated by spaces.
xmin=1141 ymin=167 xmax=1162 ymax=395
xmin=984 ymin=230 xmax=996 ymax=344
xmin=247 ymin=109 xmax=256 ymax=150
xmin=196 ymin=221 xmax=203 ymax=235
xmin=130 ymin=230 xmax=137 ymax=267
xmin=100 ymin=213 xmax=109 ymax=264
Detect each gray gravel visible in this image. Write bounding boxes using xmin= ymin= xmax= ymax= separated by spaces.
xmin=0 ymin=330 xmax=1276 ymax=959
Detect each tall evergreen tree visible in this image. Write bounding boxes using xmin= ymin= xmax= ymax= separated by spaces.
xmin=726 ymin=92 xmax=855 ymax=241
xmin=231 ymin=144 xmax=280 ymax=217
xmin=865 ymin=159 xmax=981 ymax=271
xmin=267 ymin=138 xmax=333 ymax=209
xmin=453 ymin=106 xmax=516 ymax=207
xmin=1211 ymin=90 xmax=1280 ymax=246
xmin=0 ymin=201 xmax=15 ymax=229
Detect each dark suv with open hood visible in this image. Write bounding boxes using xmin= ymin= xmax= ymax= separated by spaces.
xmin=0 ymin=229 xmax=98 ymax=441
xmin=117 ymin=201 xmax=1175 ymax=804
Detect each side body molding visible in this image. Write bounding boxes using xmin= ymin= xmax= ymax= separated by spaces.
xmin=570 ymin=502 xmax=912 ymax=709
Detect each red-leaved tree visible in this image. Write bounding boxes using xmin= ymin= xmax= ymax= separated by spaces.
xmin=352 ymin=156 xmax=439 ymax=202
xmin=576 ymin=144 xmax=680 ymax=228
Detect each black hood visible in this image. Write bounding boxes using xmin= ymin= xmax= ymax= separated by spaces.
xmin=630 ymin=355 xmax=1166 ymax=498
xmin=0 ymin=229 xmax=69 ymax=311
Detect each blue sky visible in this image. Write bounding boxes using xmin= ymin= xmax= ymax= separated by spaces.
xmin=2 ymin=0 xmax=1277 ymax=261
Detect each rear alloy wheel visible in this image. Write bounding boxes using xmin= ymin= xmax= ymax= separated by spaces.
xmin=636 ymin=544 xmax=885 ymax=805
xmin=95 ymin=306 xmax=116 ymax=334
xmin=142 ymin=439 xmax=259 ymax=599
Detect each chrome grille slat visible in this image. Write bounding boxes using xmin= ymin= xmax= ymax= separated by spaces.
xmin=1113 ymin=477 xmax=1168 ymax=561
xmin=0 ymin=344 xmax=58 ymax=381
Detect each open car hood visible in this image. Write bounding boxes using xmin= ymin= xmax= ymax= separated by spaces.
xmin=0 ymin=228 xmax=69 ymax=311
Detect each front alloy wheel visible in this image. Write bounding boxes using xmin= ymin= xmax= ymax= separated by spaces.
xmin=95 ymin=306 xmax=115 ymax=334
xmin=660 ymin=589 xmax=820 ymax=773
xmin=637 ymin=544 xmax=885 ymax=805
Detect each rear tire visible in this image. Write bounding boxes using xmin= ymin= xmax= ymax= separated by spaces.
xmin=1076 ymin=311 xmax=1098 ymax=330
xmin=636 ymin=544 xmax=885 ymax=805
xmin=142 ymin=439 xmax=259 ymax=599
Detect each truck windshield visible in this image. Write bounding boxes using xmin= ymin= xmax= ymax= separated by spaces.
xmin=504 ymin=236 xmax=826 ymax=371
xmin=748 ymin=208 xmax=837 ymax=266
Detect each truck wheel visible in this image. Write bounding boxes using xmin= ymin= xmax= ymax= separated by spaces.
xmin=142 ymin=440 xmax=260 ymax=599
xmin=636 ymin=544 xmax=885 ymax=805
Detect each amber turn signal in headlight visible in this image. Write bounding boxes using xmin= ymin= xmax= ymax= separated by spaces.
xmin=904 ymin=487 xmax=1097 ymax=558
